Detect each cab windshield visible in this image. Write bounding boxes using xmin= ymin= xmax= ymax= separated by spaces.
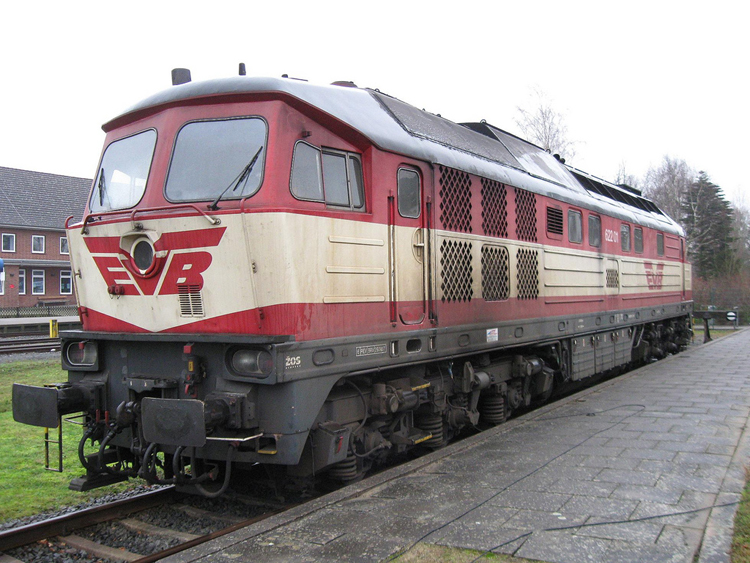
xmin=89 ymin=130 xmax=157 ymax=213
xmin=165 ymin=117 xmax=267 ymax=203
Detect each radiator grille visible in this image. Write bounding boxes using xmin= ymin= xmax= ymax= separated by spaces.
xmin=481 ymin=245 xmax=510 ymax=301
xmin=440 ymin=239 xmax=473 ymax=302
xmin=481 ymin=178 xmax=508 ymax=238
xmin=178 ymin=285 xmax=205 ymax=317
xmin=606 ymin=269 xmax=620 ymax=289
xmin=439 ymin=166 xmax=472 ymax=233
xmin=517 ymin=248 xmax=539 ymax=300
xmin=546 ymin=206 xmax=564 ymax=235
xmin=515 ymin=188 xmax=538 ymax=242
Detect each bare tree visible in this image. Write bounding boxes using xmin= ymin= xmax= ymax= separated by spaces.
xmin=615 ymin=161 xmax=641 ymax=191
xmin=642 ymin=155 xmax=695 ymax=224
xmin=514 ymin=87 xmax=577 ymax=161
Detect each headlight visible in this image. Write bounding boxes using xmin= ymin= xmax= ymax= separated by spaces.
xmin=65 ymin=341 xmax=98 ymax=368
xmin=231 ymin=349 xmax=273 ymax=377
xmin=131 ymin=238 xmax=155 ymax=274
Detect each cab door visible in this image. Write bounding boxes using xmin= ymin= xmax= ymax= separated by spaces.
xmin=390 ymin=166 xmax=428 ymax=325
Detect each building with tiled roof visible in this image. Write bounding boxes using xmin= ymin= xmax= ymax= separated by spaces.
xmin=0 ymin=166 xmax=91 ymax=308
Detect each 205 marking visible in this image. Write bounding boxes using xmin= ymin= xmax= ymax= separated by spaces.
xmin=285 ymin=355 xmax=302 ymax=369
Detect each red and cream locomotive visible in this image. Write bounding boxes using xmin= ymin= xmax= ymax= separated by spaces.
xmin=13 ymin=69 xmax=692 ymax=494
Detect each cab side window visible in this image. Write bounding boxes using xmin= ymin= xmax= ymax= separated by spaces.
xmin=291 ymin=141 xmax=364 ymax=211
xmin=398 ymin=168 xmax=421 ymax=218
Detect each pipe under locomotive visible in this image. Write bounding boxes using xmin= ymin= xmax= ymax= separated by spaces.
xmin=13 ymin=70 xmax=692 ymax=495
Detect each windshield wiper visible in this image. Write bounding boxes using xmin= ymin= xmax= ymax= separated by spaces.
xmin=97 ymin=168 xmax=106 ymax=207
xmin=208 ymin=145 xmax=264 ymax=211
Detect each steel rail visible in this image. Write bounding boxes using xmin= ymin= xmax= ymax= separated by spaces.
xmin=0 ymin=487 xmax=176 ymax=552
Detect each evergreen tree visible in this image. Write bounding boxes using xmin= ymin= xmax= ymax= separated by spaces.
xmin=681 ymin=171 xmax=735 ymax=278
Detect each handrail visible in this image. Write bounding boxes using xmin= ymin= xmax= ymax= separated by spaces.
xmin=79 ymin=204 xmax=220 ymax=234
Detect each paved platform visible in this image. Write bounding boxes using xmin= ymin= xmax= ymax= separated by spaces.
xmin=166 ymin=329 xmax=750 ymax=563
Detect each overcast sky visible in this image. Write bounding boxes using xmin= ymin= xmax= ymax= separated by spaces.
xmin=3 ymin=1 xmax=748 ymax=203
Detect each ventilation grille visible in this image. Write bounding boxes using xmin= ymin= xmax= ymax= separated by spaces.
xmin=440 ymin=239 xmax=473 ymax=302
xmin=481 ymin=245 xmax=510 ymax=301
xmin=481 ymin=178 xmax=508 ymax=238
xmin=606 ymin=269 xmax=619 ymax=289
xmin=515 ymin=188 xmax=538 ymax=242
xmin=546 ymin=207 xmax=563 ymax=235
xmin=439 ymin=166 xmax=472 ymax=233
xmin=516 ymin=248 xmax=539 ymax=300
xmin=178 ymin=285 xmax=205 ymax=317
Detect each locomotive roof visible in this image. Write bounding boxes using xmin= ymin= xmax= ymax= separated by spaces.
xmin=107 ymin=76 xmax=682 ymax=236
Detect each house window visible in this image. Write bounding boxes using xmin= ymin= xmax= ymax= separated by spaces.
xmin=290 ymin=141 xmax=365 ymax=211
xmin=32 ymin=270 xmax=45 ymax=295
xmin=60 ymin=237 xmax=69 ymax=255
xmin=568 ymin=210 xmax=582 ymax=243
xmin=620 ymin=224 xmax=631 ymax=252
xmin=657 ymin=232 xmax=664 ymax=256
xmin=398 ymin=168 xmax=421 ymax=218
xmin=588 ymin=215 xmax=601 ymax=247
xmin=32 ymin=235 xmax=45 ymax=254
xmin=60 ymin=270 xmax=73 ymax=295
xmin=634 ymin=227 xmax=643 ymax=253
xmin=2 ymin=233 xmax=15 ymax=252
xmin=18 ymin=269 xmax=26 ymax=295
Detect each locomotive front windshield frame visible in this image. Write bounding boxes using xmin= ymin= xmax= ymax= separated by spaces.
xmin=89 ymin=129 xmax=157 ymax=213
xmin=165 ymin=116 xmax=267 ymax=203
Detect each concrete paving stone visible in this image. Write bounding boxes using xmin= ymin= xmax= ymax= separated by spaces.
xmin=601 ymin=437 xmax=659 ymax=450
xmin=639 ymin=430 xmax=693 ymax=443
xmin=544 ymin=454 xmax=591 ymax=468
xmin=707 ymin=444 xmax=736 ymax=456
xmin=561 ymin=495 xmax=639 ymax=520
xmin=597 ymin=428 xmax=644 ymax=440
xmin=574 ymin=515 xmax=664 ymax=543
xmin=668 ymin=406 xmax=710 ymax=414
xmin=610 ymin=483 xmax=686 ymax=505
xmin=618 ymin=447 xmax=677 ymax=461
xmin=536 ymin=465 xmax=604 ymax=482
xmin=513 ymin=529 xmax=613 ymax=563
xmin=491 ymin=489 xmax=572 ymax=512
xmin=654 ymin=524 xmax=704 ymax=556
xmin=655 ymin=440 xmax=710 ymax=453
xmin=578 ymin=455 xmax=643 ymax=470
xmin=502 ymin=507 xmax=590 ymax=531
xmin=657 ymin=473 xmax=723 ymax=495
xmin=639 ymin=410 xmax=686 ymax=419
xmin=602 ymin=544 xmax=692 ymax=563
xmin=571 ymin=445 xmax=627 ymax=458
xmin=546 ymin=477 xmax=618 ymax=498
xmin=595 ymin=468 xmax=660 ymax=486
xmin=673 ymin=451 xmax=733 ymax=466
xmin=629 ymin=493 xmax=717 ymax=530
xmin=303 ymin=532 xmax=412 ymax=563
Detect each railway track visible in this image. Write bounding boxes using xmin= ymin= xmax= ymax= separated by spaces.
xmin=0 ymin=337 xmax=60 ymax=355
xmin=0 ymin=484 xmax=293 ymax=562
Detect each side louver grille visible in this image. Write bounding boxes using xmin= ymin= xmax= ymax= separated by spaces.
xmin=178 ymin=285 xmax=204 ymax=317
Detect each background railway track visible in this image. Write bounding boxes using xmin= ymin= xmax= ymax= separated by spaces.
xmin=0 ymin=482 xmax=294 ymax=562
xmin=0 ymin=337 xmax=61 ymax=355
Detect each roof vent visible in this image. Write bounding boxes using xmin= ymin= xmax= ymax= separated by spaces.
xmin=171 ymin=68 xmax=192 ymax=86
xmin=331 ymin=80 xmax=358 ymax=88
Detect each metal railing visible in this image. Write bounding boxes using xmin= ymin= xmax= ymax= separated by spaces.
xmin=0 ymin=305 xmax=78 ymax=319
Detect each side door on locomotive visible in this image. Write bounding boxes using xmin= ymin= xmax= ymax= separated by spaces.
xmin=390 ymin=162 xmax=433 ymax=327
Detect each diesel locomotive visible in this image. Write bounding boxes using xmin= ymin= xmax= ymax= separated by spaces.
xmin=13 ymin=68 xmax=692 ymax=495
